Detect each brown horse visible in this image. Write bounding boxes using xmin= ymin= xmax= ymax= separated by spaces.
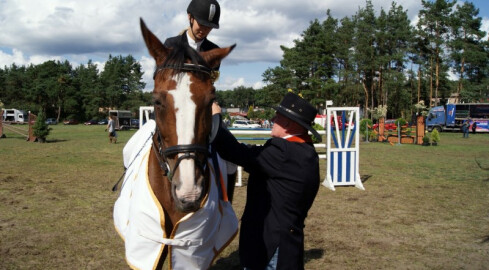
xmin=134 ymin=19 xmax=236 ymax=269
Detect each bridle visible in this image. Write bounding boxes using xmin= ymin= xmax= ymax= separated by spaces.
xmin=153 ymin=63 xmax=220 ymax=82
xmin=151 ymin=62 xmax=213 ymax=182
xmin=151 ymin=126 xmax=209 ymax=182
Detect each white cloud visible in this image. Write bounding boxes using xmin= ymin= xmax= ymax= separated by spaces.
xmin=0 ymin=49 xmax=27 ymax=66
xmin=1 ymin=0 xmax=487 ymax=92
xmin=139 ymin=55 xmax=156 ymax=91
xmin=481 ymin=18 xmax=489 ymax=39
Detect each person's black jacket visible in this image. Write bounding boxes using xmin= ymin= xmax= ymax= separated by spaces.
xmin=164 ymin=30 xmax=220 ymax=71
xmin=212 ymin=115 xmax=320 ymax=270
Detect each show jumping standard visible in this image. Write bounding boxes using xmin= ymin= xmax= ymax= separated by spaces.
xmin=114 ymin=19 xmax=238 ymax=270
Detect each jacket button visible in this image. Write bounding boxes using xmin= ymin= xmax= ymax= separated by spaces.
xmin=290 ymin=229 xmax=294 ymax=233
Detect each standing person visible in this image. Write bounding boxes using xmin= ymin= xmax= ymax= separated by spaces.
xmin=164 ymin=0 xmax=220 ymax=55
xmin=106 ymin=115 xmax=117 ymax=144
xmin=462 ymin=118 xmax=470 ymax=138
xmin=212 ymin=92 xmax=321 ymax=270
xmin=472 ymin=121 xmax=477 ymax=134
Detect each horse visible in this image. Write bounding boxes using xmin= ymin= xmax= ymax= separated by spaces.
xmin=113 ymin=19 xmax=238 ymax=270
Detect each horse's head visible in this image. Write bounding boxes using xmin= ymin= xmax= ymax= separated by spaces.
xmin=140 ymin=19 xmax=234 ymax=212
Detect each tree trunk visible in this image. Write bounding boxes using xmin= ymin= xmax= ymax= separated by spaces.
xmin=57 ymin=105 xmax=61 ymax=123
xmin=429 ymin=57 xmax=434 ymax=107
xmin=435 ymin=54 xmax=440 ymax=107
xmin=362 ymin=80 xmax=369 ymax=119
xmin=458 ymin=56 xmax=465 ymax=95
xmin=417 ymin=68 xmax=421 ymax=104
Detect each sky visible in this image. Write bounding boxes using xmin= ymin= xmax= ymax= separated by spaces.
xmin=1 ymin=0 xmax=488 ymax=92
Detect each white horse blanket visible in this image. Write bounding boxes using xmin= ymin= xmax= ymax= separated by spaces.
xmin=114 ymin=120 xmax=238 ymax=270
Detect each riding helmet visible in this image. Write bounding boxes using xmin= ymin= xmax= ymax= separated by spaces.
xmin=187 ymin=0 xmax=220 ymax=29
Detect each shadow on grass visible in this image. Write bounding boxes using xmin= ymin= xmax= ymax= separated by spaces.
xmin=481 ymin=235 xmax=489 ymax=244
xmin=305 ymin=248 xmax=325 ymax=263
xmin=361 ymin=175 xmax=372 ymax=183
xmin=212 ymin=248 xmax=325 ymax=269
xmin=46 ymin=139 xmax=68 ymax=143
xmin=212 ymin=250 xmax=240 ymax=270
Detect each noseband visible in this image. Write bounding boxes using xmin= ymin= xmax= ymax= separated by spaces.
xmin=152 ymin=126 xmax=208 ymax=182
xmin=151 ymin=62 xmax=213 ymax=182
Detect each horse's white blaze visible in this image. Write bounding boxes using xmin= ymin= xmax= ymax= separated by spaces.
xmin=168 ymin=74 xmax=202 ymax=199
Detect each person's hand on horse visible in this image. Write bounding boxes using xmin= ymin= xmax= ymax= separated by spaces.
xmin=212 ymin=101 xmax=221 ymax=115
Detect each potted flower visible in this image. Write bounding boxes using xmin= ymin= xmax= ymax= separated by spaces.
xmin=431 ymin=129 xmax=440 ymax=146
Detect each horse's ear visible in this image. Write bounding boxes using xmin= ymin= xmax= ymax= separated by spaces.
xmin=140 ymin=18 xmax=169 ymax=64
xmin=201 ymin=44 xmax=236 ymax=69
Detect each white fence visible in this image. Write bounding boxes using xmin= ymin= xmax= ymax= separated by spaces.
xmin=322 ymin=107 xmax=364 ymax=191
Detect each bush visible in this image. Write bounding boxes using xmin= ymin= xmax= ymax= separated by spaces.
xmin=360 ymin=118 xmax=373 ymax=140
xmin=431 ymin=129 xmax=440 ymax=143
xmin=33 ymin=111 xmax=51 ymax=143
xmin=422 ymin=135 xmax=430 ymax=145
xmin=312 ymin=123 xmax=324 ymax=143
xmin=396 ymin=118 xmax=407 ymax=127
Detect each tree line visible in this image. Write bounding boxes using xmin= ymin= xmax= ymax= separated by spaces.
xmin=1 ymin=0 xmax=488 ymax=122
xmin=219 ymin=0 xmax=489 ymax=120
xmin=0 ymin=55 xmax=151 ymax=122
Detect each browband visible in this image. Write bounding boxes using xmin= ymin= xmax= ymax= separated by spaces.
xmin=153 ymin=63 xmax=212 ymax=79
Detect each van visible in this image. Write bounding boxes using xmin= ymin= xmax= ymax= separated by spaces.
xmin=3 ymin=109 xmax=28 ymax=123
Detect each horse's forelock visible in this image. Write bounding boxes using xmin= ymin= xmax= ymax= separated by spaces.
xmin=162 ymin=38 xmax=209 ymax=80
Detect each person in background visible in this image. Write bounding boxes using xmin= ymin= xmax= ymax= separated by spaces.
xmin=106 ymin=115 xmax=117 ymax=144
xmin=212 ymin=92 xmax=321 ymax=270
xmin=462 ymin=118 xmax=470 ymax=138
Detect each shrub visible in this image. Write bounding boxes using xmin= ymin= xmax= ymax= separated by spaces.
xmin=360 ymin=119 xmax=373 ymax=140
xmin=396 ymin=118 xmax=407 ymax=127
xmin=431 ymin=129 xmax=440 ymax=143
xmin=312 ymin=123 xmax=324 ymax=143
xmin=422 ymin=135 xmax=430 ymax=145
xmin=33 ymin=111 xmax=51 ymax=143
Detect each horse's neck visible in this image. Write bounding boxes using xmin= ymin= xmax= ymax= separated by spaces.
xmin=148 ymin=150 xmax=187 ymax=226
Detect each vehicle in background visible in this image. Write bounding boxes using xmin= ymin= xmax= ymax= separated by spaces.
xmin=2 ymin=108 xmax=28 ymax=123
xmin=109 ymin=110 xmax=132 ymax=130
xmin=63 ymin=119 xmax=79 ymax=125
xmin=130 ymin=119 xmax=140 ymax=129
xmin=373 ymin=119 xmax=398 ymax=131
xmin=45 ymin=118 xmax=58 ymax=125
xmin=98 ymin=119 xmax=108 ymax=125
xmin=426 ymin=103 xmax=489 ymax=132
xmin=84 ymin=119 xmax=98 ymax=125
xmin=232 ymin=120 xmax=261 ymax=129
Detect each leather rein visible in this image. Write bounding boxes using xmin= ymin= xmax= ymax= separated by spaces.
xmin=151 ymin=62 xmax=213 ymax=182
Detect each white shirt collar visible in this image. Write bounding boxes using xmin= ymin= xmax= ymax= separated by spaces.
xmin=186 ymin=31 xmax=204 ymax=51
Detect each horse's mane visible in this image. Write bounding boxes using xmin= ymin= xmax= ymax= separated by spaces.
xmin=162 ymin=35 xmax=210 ymax=81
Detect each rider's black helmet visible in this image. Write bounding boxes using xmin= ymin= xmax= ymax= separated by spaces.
xmin=187 ymin=0 xmax=220 ymax=29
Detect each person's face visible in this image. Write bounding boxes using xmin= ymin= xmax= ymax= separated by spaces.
xmin=270 ymin=112 xmax=289 ymax=138
xmin=189 ymin=15 xmax=212 ymax=41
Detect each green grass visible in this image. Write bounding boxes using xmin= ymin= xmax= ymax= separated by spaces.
xmin=1 ymin=125 xmax=488 ymax=269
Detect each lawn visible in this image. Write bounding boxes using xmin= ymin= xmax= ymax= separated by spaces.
xmin=0 ymin=124 xmax=488 ymax=269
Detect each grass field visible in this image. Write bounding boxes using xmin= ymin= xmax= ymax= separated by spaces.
xmin=1 ymin=124 xmax=488 ymax=269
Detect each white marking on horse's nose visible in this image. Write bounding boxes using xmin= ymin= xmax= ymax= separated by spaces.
xmin=169 ymin=73 xmax=201 ymax=198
